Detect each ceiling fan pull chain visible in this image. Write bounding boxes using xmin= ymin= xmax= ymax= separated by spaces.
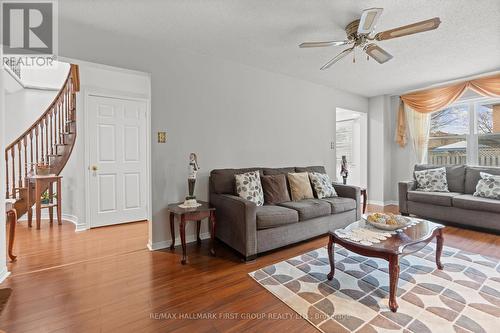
xmin=353 ymin=48 xmax=356 ymax=63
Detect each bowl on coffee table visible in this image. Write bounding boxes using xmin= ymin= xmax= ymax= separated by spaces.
xmin=363 ymin=213 xmax=411 ymax=231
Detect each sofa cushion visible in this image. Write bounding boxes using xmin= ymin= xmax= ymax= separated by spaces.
xmin=278 ymin=199 xmax=331 ymax=221
xmin=465 ymin=166 xmax=500 ymax=194
xmin=407 ymin=190 xmax=462 ymax=207
xmin=261 ymin=174 xmax=291 ymax=204
xmin=256 ymin=205 xmax=299 ymax=230
xmin=287 ymin=172 xmax=314 ymax=201
xmin=473 ymin=172 xmax=500 ymax=200
xmin=296 ymin=166 xmax=326 ymax=174
xmin=414 ymin=167 xmax=449 ymax=192
xmin=309 ymin=172 xmax=337 ymax=199
xmin=210 ymin=168 xmax=262 ymax=194
xmin=235 ymin=171 xmax=264 ymax=206
xmin=262 ymin=167 xmax=296 ymax=176
xmin=321 ymin=197 xmax=356 ymax=214
xmin=453 ymin=194 xmax=500 ymax=214
xmin=414 ymin=164 xmax=466 ymax=193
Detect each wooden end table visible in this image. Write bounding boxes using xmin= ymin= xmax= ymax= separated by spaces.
xmin=327 ymin=219 xmax=444 ymax=312
xmin=167 ymin=201 xmax=216 ymax=265
xmin=26 ymin=174 xmax=62 ymax=229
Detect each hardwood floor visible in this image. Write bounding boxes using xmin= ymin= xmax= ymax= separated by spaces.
xmin=1 ymin=206 xmax=499 ymax=332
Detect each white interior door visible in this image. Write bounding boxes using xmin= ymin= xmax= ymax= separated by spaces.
xmin=88 ymin=95 xmax=148 ymax=228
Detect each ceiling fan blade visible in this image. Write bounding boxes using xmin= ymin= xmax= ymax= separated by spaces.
xmin=357 ymin=8 xmax=383 ymax=34
xmin=364 ymin=44 xmax=393 ymax=64
xmin=299 ymin=40 xmax=350 ymax=48
xmin=320 ymin=47 xmax=353 ymax=70
xmin=374 ymin=17 xmax=441 ymax=41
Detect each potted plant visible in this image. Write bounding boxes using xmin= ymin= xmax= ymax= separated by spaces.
xmin=40 ymin=191 xmax=56 ymax=205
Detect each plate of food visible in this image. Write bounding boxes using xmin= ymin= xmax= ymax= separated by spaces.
xmin=363 ymin=213 xmax=412 ymax=231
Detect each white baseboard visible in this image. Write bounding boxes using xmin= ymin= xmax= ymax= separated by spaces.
xmin=147 ymin=232 xmax=211 ymax=251
xmin=0 ymin=266 xmax=11 ymax=284
xmin=17 ymin=212 xmax=86 ymax=231
xmin=367 ymin=200 xmax=399 ymax=207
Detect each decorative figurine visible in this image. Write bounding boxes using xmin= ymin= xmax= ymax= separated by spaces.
xmin=181 ymin=153 xmax=201 ymax=208
xmin=340 ymin=155 xmax=349 ymax=185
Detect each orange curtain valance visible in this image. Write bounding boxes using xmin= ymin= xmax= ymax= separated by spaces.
xmin=397 ymin=74 xmax=500 ymax=147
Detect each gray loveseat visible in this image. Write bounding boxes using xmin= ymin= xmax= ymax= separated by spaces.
xmin=209 ymin=166 xmax=360 ymax=260
xmin=399 ymin=164 xmax=500 ymax=232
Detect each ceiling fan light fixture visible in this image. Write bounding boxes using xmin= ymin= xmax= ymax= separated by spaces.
xmin=357 ymin=8 xmax=383 ymax=34
xmin=365 ymin=44 xmax=393 ymax=64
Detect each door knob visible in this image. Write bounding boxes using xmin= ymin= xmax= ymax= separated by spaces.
xmin=91 ymin=165 xmax=98 ymax=171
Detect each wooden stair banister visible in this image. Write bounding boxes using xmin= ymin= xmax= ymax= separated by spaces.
xmin=4 ymin=64 xmax=80 ymax=218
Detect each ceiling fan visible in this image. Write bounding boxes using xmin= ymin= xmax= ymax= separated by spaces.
xmin=299 ymin=8 xmax=441 ymax=70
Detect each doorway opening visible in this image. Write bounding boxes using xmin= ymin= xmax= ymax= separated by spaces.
xmin=335 ymin=108 xmax=368 ymax=188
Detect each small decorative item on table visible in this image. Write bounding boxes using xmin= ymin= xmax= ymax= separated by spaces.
xmin=364 ymin=212 xmax=412 ymax=231
xmin=179 ymin=153 xmax=202 ymax=208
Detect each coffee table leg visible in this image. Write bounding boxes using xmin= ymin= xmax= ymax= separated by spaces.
xmin=389 ymin=255 xmax=400 ymax=312
xmin=327 ymin=234 xmax=335 ymax=280
xmin=436 ymin=229 xmax=444 ymax=270
xmin=180 ymin=215 xmax=187 ymax=264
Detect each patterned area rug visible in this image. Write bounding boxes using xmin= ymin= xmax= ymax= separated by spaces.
xmin=249 ymin=244 xmax=499 ymax=333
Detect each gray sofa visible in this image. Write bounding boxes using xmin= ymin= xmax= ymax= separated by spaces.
xmin=209 ymin=166 xmax=361 ymax=260
xmin=399 ymin=164 xmax=500 ymax=232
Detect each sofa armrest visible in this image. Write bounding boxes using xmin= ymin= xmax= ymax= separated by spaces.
xmin=209 ymin=193 xmax=257 ymax=258
xmin=398 ymin=181 xmax=415 ymax=214
xmin=333 ymin=183 xmax=361 ymax=220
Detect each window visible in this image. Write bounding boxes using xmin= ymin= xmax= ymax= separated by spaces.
xmin=427 ymin=97 xmax=500 ymax=166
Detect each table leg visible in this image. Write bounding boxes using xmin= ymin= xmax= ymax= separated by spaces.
xmin=27 ymin=182 xmax=32 ymax=228
xmin=388 ymin=255 xmax=400 ymax=312
xmin=7 ymin=209 xmax=17 ymax=262
xmin=35 ymin=181 xmax=41 ymax=230
xmin=327 ymin=234 xmax=335 ymax=280
xmin=362 ymin=190 xmax=367 ymax=214
xmin=210 ymin=211 xmax=216 ymax=256
xmin=435 ymin=229 xmax=444 ymax=270
xmin=169 ymin=212 xmax=175 ymax=250
xmin=180 ymin=215 xmax=187 ymax=264
xmin=196 ymin=220 xmax=201 ymax=245
xmin=48 ymin=183 xmax=54 ymax=225
xmin=56 ymin=179 xmax=62 ymax=225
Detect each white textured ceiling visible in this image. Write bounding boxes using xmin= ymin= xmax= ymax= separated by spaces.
xmin=59 ymin=0 xmax=500 ymax=97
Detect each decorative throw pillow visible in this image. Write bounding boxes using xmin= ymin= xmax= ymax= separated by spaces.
xmin=261 ymin=174 xmax=291 ymax=204
xmin=473 ymin=172 xmax=500 ymax=200
xmin=414 ymin=167 xmax=449 ymax=192
xmin=308 ymin=172 xmax=337 ymax=199
xmin=287 ymin=172 xmax=314 ymax=201
xmin=235 ymin=171 xmax=264 ymax=206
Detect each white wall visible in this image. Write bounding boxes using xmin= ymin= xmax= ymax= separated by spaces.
xmin=146 ymin=51 xmax=368 ymax=248
xmin=0 ymin=64 xmax=9 ymax=283
xmin=367 ymin=95 xmax=396 ymax=205
xmin=367 ymin=95 xmax=418 ymax=206
xmin=5 ymin=88 xmax=59 ymax=143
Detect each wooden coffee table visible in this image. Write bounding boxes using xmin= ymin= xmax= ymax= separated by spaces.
xmin=327 ymin=218 xmax=444 ymax=312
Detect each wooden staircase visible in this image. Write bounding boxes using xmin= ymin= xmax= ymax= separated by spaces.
xmin=4 ymin=64 xmax=80 ymax=219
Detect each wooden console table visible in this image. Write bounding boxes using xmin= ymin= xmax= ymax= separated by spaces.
xmin=26 ymin=174 xmax=62 ymax=229
xmin=168 ymin=201 xmax=216 ymax=265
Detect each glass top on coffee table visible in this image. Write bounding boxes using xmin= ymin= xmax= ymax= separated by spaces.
xmin=331 ymin=218 xmax=444 ymax=256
